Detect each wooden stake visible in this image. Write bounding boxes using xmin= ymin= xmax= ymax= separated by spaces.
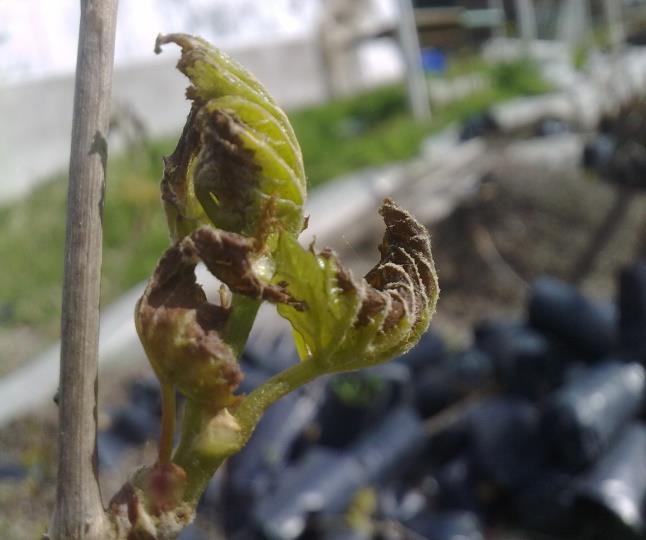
xmin=49 ymin=1 xmax=118 ymax=539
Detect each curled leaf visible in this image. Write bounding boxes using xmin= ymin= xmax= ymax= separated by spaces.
xmin=271 ymin=199 xmax=439 ymax=371
xmin=361 ymin=198 xmax=439 ymax=358
xmin=155 ymin=33 xmax=306 ymax=243
xmin=135 ymin=226 xmax=301 ymax=408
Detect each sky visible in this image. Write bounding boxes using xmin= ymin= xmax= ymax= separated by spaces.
xmin=0 ymin=0 xmax=321 ymax=84
xmin=0 ymin=0 xmax=396 ymax=85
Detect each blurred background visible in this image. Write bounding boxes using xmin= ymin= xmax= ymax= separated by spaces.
xmin=1 ymin=1 xmax=646 ymax=539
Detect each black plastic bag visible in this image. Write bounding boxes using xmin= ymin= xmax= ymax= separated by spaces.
xmin=573 ymin=424 xmax=646 ymax=540
xmin=528 ymin=277 xmax=617 ymax=357
xmin=541 ymin=361 xmax=645 ymax=469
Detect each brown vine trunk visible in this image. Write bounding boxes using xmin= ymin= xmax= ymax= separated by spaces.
xmin=48 ymin=1 xmax=119 ymax=539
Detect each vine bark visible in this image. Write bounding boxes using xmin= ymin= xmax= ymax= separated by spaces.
xmin=49 ymin=1 xmax=119 ymax=539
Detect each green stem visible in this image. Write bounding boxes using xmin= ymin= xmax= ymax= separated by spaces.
xmin=158 ymin=383 xmax=176 ymax=464
xmin=172 ymin=400 xmax=226 ymax=502
xmin=225 ymin=295 xmax=261 ymax=356
xmin=172 ymin=360 xmax=321 ymax=504
xmin=234 ymin=359 xmax=320 ymax=441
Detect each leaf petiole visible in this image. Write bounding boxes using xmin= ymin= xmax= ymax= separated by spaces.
xmin=234 ymin=358 xmax=321 ymax=441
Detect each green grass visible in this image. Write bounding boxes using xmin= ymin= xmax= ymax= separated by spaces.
xmin=293 ymin=57 xmax=550 ymax=189
xmin=0 ymin=139 xmax=174 ymax=336
xmin=0 ymin=57 xmax=549 ymax=339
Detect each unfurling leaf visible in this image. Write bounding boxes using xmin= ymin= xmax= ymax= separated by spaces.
xmin=271 ymin=199 xmax=439 ymax=371
xmin=155 ymin=33 xmax=306 ymax=244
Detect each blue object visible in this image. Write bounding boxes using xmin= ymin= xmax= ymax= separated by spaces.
xmin=421 ymin=48 xmax=446 ymax=74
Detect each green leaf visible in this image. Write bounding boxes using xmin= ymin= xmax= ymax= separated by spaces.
xmin=155 ymin=33 xmax=302 ymax=172
xmin=155 ymin=33 xmax=306 ymax=244
xmin=273 ymin=233 xmax=362 ymax=364
xmin=270 ymin=199 xmax=439 ymax=373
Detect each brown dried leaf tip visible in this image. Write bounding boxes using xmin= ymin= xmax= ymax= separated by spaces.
xmin=363 ymin=198 xmax=438 ymax=333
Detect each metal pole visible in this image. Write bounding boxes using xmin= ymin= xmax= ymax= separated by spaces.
xmin=515 ymin=0 xmax=537 ymax=45
xmin=489 ymin=0 xmax=507 ymax=38
xmin=397 ymin=0 xmax=431 ymax=121
xmin=603 ymin=0 xmax=625 ymax=52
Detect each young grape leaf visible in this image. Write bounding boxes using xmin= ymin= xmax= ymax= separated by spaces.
xmin=272 ymin=199 xmax=439 ymax=371
xmin=155 ymin=33 xmax=306 ymax=243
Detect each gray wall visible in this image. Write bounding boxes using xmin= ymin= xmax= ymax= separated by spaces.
xmin=0 ymin=38 xmax=330 ymax=202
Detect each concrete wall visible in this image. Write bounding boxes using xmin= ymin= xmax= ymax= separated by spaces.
xmin=0 ymin=38 xmax=332 ymax=202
